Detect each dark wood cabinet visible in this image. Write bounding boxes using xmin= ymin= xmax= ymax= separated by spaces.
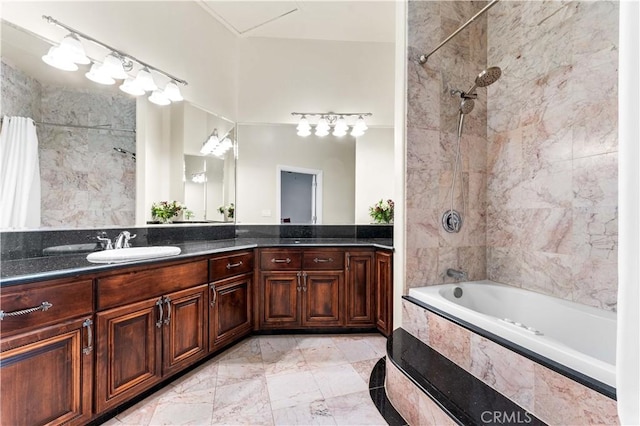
xmin=163 ymin=285 xmax=208 ymax=375
xmin=259 ymin=249 xmax=344 ymax=329
xmin=209 ymin=274 xmax=253 ymax=351
xmin=0 ymin=277 xmax=94 ymax=426
xmin=345 ymin=250 xmax=375 ymax=326
xmin=0 ymin=317 xmax=94 ymax=426
xmin=375 ymin=250 xmax=393 ymax=336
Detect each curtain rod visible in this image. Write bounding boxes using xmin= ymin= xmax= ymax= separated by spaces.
xmin=418 ymin=0 xmax=500 ymax=65
xmin=1 ymin=117 xmax=135 ymax=133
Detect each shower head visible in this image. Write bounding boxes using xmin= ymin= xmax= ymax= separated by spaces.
xmin=466 ymin=66 xmax=502 ymax=95
xmin=459 ymin=98 xmax=475 ymax=115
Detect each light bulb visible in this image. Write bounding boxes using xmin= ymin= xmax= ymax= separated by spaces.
xmin=149 ymin=89 xmax=170 ymax=106
xmin=315 ymin=117 xmax=330 ymax=137
xmin=353 ymin=116 xmax=368 ymax=132
xmin=42 ymin=46 xmax=78 ymax=71
xmin=119 ymin=78 xmax=145 ymax=96
xmin=296 ymin=116 xmax=311 ymax=137
xmin=85 ymin=63 xmax=115 ymax=85
xmin=101 ymin=53 xmax=128 ymax=80
xmin=333 ymin=116 xmax=348 ymax=136
xmin=164 ymin=81 xmax=183 ymax=102
xmin=350 ymin=126 xmax=365 ymax=137
xmin=134 ymin=67 xmax=157 ymax=92
xmin=58 ymin=33 xmax=90 ymax=64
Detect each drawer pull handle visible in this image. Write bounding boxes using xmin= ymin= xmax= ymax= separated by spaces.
xmin=303 ymin=272 xmax=308 ymax=292
xmin=271 ymin=258 xmax=291 ymax=264
xmin=210 ymin=284 xmax=217 ymax=307
xmin=164 ymin=297 xmax=172 ymax=325
xmin=156 ymin=299 xmax=164 ymax=328
xmin=0 ymin=301 xmax=53 ymax=320
xmin=296 ymin=271 xmax=301 ymax=291
xmin=226 ymin=261 xmax=243 ymax=269
xmin=82 ymin=319 xmax=93 ymax=355
xmin=313 ymin=257 xmax=333 ymax=263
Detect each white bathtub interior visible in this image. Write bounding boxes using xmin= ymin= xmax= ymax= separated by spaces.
xmin=408 ymin=281 xmax=617 ymax=388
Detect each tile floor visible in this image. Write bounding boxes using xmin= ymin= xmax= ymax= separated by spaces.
xmin=102 ymin=334 xmax=389 ymax=426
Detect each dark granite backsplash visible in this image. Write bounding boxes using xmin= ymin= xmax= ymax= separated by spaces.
xmin=1 ymin=224 xmax=392 ymax=261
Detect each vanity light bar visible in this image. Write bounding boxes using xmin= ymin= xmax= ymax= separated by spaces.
xmin=291 ymin=112 xmax=372 ymax=138
xmin=43 ymin=16 xmax=187 ymax=86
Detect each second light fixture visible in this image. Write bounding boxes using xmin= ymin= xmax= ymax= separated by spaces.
xmin=292 ymin=112 xmax=371 ymax=138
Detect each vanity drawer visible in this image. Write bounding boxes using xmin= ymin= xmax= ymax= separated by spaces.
xmin=259 ymin=249 xmax=302 ymax=270
xmin=0 ymin=278 xmax=93 ymax=336
xmin=210 ymin=251 xmax=254 ymax=281
xmin=97 ymin=260 xmax=208 ymax=310
xmin=302 ymin=250 xmax=345 ymax=270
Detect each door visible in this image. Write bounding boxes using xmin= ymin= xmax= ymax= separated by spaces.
xmin=0 ymin=317 xmax=93 ymax=426
xmin=209 ymin=275 xmax=253 ymax=351
xmin=277 ymin=166 xmax=323 ymax=224
xmin=261 ymin=271 xmax=300 ymax=327
xmin=163 ymin=285 xmax=208 ymax=375
xmin=346 ymin=251 xmax=375 ymax=326
xmin=96 ymin=298 xmax=162 ymax=412
xmin=302 ymin=272 xmax=342 ymax=326
xmin=375 ymin=251 xmax=393 ymax=336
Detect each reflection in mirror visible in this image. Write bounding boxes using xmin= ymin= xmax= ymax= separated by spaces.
xmin=1 ymin=20 xmax=136 ymax=229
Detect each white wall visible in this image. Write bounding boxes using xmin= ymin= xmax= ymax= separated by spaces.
xmin=237 ymin=37 xmax=395 ymax=126
xmin=2 ymin=1 xmax=238 ymax=120
xmin=355 ymin=128 xmax=395 ymax=223
xmin=237 ymin=124 xmax=355 ymax=224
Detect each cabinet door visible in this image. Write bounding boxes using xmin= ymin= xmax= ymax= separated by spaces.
xmin=375 ymin=251 xmax=393 ymax=336
xmin=345 ymin=251 xmax=375 ymax=326
xmin=302 ymin=272 xmax=342 ymax=326
xmin=261 ymin=271 xmax=300 ymax=327
xmin=163 ymin=285 xmax=208 ymax=375
xmin=209 ymin=274 xmax=252 ymax=351
xmin=0 ymin=317 xmax=93 ymax=426
xmin=96 ymin=298 xmax=162 ymax=413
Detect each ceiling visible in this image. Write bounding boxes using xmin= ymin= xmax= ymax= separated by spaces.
xmin=197 ymin=0 xmax=396 ymax=43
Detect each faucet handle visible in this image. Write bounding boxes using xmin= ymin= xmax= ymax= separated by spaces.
xmin=124 ymin=233 xmax=137 ymax=248
xmin=96 ymin=233 xmax=113 ymax=250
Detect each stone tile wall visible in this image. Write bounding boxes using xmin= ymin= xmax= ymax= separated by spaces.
xmin=405 ymin=1 xmax=619 ymax=311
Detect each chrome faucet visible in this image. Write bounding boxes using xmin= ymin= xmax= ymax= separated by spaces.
xmin=446 ymin=268 xmax=468 ymax=281
xmin=114 ymin=231 xmax=136 ymax=249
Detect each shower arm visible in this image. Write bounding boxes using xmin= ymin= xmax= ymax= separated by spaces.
xmin=418 ymin=0 xmax=499 ymax=65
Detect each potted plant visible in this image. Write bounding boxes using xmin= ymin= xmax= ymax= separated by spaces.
xmin=369 ymin=199 xmax=394 ymax=224
xmin=151 ymin=201 xmax=187 ymax=224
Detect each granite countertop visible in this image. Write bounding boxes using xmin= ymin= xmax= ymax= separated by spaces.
xmin=0 ymin=237 xmax=393 ymax=287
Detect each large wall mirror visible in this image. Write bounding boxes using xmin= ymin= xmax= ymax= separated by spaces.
xmin=1 ymin=19 xmax=236 ymax=229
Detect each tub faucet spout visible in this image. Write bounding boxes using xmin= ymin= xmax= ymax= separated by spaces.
xmin=446 ymin=268 xmax=468 ymax=281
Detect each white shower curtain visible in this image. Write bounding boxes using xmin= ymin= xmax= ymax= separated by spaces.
xmin=0 ymin=116 xmax=41 ymax=229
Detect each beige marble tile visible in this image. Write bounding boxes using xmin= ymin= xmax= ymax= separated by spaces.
xmin=351 ymin=358 xmax=380 ymax=385
xmin=402 ymin=299 xmax=430 ymax=346
xmin=332 ymin=336 xmax=380 ymax=363
xmin=149 ymin=393 xmax=213 ymax=425
xmin=470 ymin=335 xmax=535 ymax=411
xmin=271 ymin=399 xmax=335 ymax=426
xmin=266 ymin=370 xmax=324 ymax=410
xmin=426 ymin=311 xmax=471 ymax=370
xmin=418 ymin=391 xmax=457 ymax=426
xmin=300 ymin=345 xmax=350 ymax=370
xmin=385 ymin=359 xmax=420 ymax=426
xmin=212 ymin=377 xmax=273 ymax=425
xmin=310 ymin=364 xmax=368 ymax=399
xmin=216 ymin=354 xmax=265 ymax=387
xmin=325 ymin=390 xmax=387 ymax=426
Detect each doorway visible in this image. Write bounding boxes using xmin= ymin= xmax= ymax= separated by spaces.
xmin=277 ymin=165 xmax=323 ymax=224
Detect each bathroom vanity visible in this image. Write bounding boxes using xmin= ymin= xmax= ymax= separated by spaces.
xmin=0 ymin=238 xmax=392 ymax=425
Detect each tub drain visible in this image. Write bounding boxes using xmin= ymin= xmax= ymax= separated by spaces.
xmin=453 ymin=287 xmax=463 ymax=298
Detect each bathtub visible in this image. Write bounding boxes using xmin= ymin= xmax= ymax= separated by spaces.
xmin=408 ymin=280 xmax=617 ymax=389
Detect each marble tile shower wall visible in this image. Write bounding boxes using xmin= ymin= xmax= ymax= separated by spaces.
xmin=1 ymin=60 xmax=136 ymax=229
xmin=406 ymin=1 xmax=489 ymax=291
xmin=405 ymin=1 xmax=619 ymax=312
xmin=486 ymin=1 xmax=619 ymax=311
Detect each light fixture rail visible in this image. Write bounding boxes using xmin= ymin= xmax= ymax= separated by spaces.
xmin=43 ymin=15 xmax=187 ymax=85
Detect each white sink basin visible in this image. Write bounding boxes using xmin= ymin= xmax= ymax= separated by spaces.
xmin=86 ymin=246 xmax=181 ymax=264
